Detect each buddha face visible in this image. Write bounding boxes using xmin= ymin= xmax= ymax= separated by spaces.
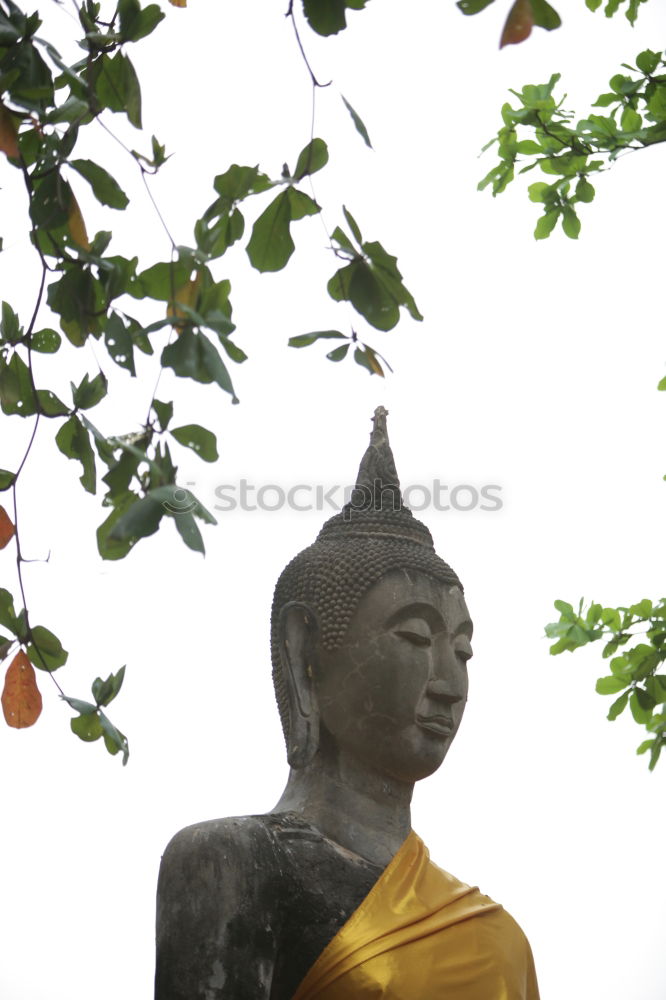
xmin=313 ymin=569 xmax=472 ymax=783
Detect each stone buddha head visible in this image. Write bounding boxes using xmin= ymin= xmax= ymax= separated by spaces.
xmin=271 ymin=407 xmax=473 ymax=785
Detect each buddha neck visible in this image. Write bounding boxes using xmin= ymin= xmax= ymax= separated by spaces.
xmin=272 ymin=746 xmax=413 ymax=868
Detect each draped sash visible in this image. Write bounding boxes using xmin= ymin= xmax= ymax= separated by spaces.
xmin=291 ymin=831 xmax=539 ymax=999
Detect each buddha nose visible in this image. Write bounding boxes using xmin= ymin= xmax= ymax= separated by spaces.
xmin=426 ymin=679 xmax=463 ymax=704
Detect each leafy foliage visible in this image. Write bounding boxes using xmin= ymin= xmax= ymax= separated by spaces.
xmin=480 ymin=50 xmax=666 ymax=239
xmin=0 ymin=0 xmax=662 ymax=768
xmin=63 ymin=666 xmax=129 ymax=764
xmin=0 ymin=0 xmax=421 ymax=759
xmin=457 ymin=0 xmax=647 ymax=48
xmin=546 ymin=598 xmax=666 ymax=769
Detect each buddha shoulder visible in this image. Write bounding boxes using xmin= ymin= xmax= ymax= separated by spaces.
xmin=155 ymin=815 xmax=281 ymax=1000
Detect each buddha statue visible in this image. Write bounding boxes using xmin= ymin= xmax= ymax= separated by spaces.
xmin=154 ymin=407 xmax=540 ymax=1000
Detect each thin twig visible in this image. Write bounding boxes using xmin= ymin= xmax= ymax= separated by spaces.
xmin=286 ymin=2 xmax=331 ymax=90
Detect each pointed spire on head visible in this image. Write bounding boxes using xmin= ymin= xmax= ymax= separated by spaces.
xmin=350 ymin=406 xmax=402 ymax=513
xmin=317 ymin=406 xmax=435 ymax=546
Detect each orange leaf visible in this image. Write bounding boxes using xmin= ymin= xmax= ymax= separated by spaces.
xmin=168 ymin=0 xmax=187 ymax=6
xmin=2 ymin=650 xmax=43 ymax=729
xmin=167 ymin=272 xmax=202 ymax=331
xmin=500 ymin=0 xmax=534 ymax=48
xmin=67 ymin=191 xmax=90 ymax=250
xmin=0 ymin=505 xmax=15 ymax=549
xmin=0 ymin=102 xmax=19 ymax=160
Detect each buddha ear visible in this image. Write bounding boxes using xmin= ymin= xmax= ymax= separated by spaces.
xmin=279 ymin=602 xmax=320 ymax=769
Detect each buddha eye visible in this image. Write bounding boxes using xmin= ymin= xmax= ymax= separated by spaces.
xmin=455 ymin=641 xmax=473 ymax=663
xmin=394 ymin=629 xmax=432 ymax=648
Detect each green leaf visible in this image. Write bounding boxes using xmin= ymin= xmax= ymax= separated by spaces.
xmin=70 ymin=159 xmax=129 ymax=209
xmin=0 ymin=470 xmax=16 ymax=491
xmin=601 ymin=607 xmax=622 ymax=631
xmin=363 ymin=241 xmax=423 ymax=322
xmin=620 ymin=107 xmax=642 ymax=131
xmin=636 ymin=738 xmax=654 ymax=755
xmin=327 ymin=343 xmax=350 ymax=362
xmin=104 ymin=313 xmax=136 ymax=376
xmin=342 ymin=205 xmax=363 ymax=245
xmin=596 ymin=675 xmax=629 ymax=695
xmin=657 ymin=375 xmax=666 ymax=391
xmin=534 ymin=211 xmax=559 ymax=242
xmin=63 ymin=697 xmax=98 ymax=716
xmin=213 ymin=163 xmax=272 ymax=201
xmin=328 ymin=236 xmax=422 ymax=332
xmin=198 ymin=332 xmax=239 ymax=400
xmin=288 ymin=188 xmax=320 ymax=222
xmin=341 ymin=96 xmax=372 ymax=148
xmin=649 ymin=741 xmax=662 ymax=771
xmin=634 ymin=685 xmax=656 ymax=711
xmin=96 ymin=492 xmax=139 ymax=561
xmin=647 ymin=85 xmax=666 ymax=121
xmin=561 ymin=206 xmax=581 ymax=240
xmin=36 ymin=389 xmax=69 ymax=417
xmin=29 ymin=171 xmax=73 ymax=232
xmin=72 ymin=371 xmax=108 ymax=410
xmin=27 ymin=625 xmax=68 ymax=672
xmin=607 ymin=690 xmax=629 ymax=720
xmin=173 ymin=511 xmax=205 ymax=554
xmin=152 ymin=399 xmax=173 ymax=431
xmin=456 ymin=0 xmax=497 ymax=13
xmin=246 ymin=190 xmax=292 ymax=272
xmin=246 ymin=188 xmax=319 ymax=272
xmin=331 ymin=226 xmax=356 ymax=254
xmin=118 ymin=0 xmax=164 ymax=42
xmin=92 ymin=665 xmax=125 ymax=708
xmin=56 ymin=415 xmax=96 ymax=493
xmin=71 ymin=712 xmax=103 ymax=742
xmin=636 ymin=49 xmax=661 ymax=76
xmin=30 ymin=328 xmax=61 ymax=353
xmin=108 ymin=495 xmax=163 ymax=544
xmin=328 ymin=261 xmax=398 ymax=331
xmin=302 ymin=0 xmax=368 ymax=35
xmin=592 ymin=92 xmax=620 ymax=108
xmin=354 ymin=345 xmax=384 ymax=376
xmin=516 ymin=140 xmax=543 ymax=154
xmin=99 ymin=711 xmax=129 ymax=764
xmin=170 ymin=424 xmax=219 ymax=462
xmin=47 ymin=266 xmax=103 ymax=345
xmin=288 ymin=330 xmax=347 ymax=348
xmin=629 ymin=598 xmax=653 ymax=618
xmin=575 ymin=177 xmax=595 ymax=203
xmin=161 ymin=329 xmax=239 ymax=402
xmin=530 ymin=0 xmax=562 ymax=30
xmin=95 ymin=51 xmax=142 ymax=128
xmin=293 ymin=138 xmax=329 ymax=180
xmin=645 ymin=676 xmax=666 ymax=705
xmin=630 ymin=689 xmax=653 ymax=724
xmin=1 ymin=302 xmax=21 ymax=343
xmin=0 ymin=352 xmax=37 ymax=416
xmin=0 ymin=589 xmax=18 ymax=633
xmin=130 ymin=259 xmax=191 ymax=302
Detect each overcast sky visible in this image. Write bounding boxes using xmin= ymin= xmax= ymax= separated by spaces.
xmin=1 ymin=2 xmax=665 ymax=998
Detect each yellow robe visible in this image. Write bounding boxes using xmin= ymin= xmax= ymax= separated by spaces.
xmin=292 ymin=831 xmax=540 ymax=1000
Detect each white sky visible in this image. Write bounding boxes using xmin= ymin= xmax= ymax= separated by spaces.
xmin=1 ymin=1 xmax=665 ymax=998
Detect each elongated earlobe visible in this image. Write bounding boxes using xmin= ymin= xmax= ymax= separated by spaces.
xmin=279 ymin=603 xmax=320 ymax=769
